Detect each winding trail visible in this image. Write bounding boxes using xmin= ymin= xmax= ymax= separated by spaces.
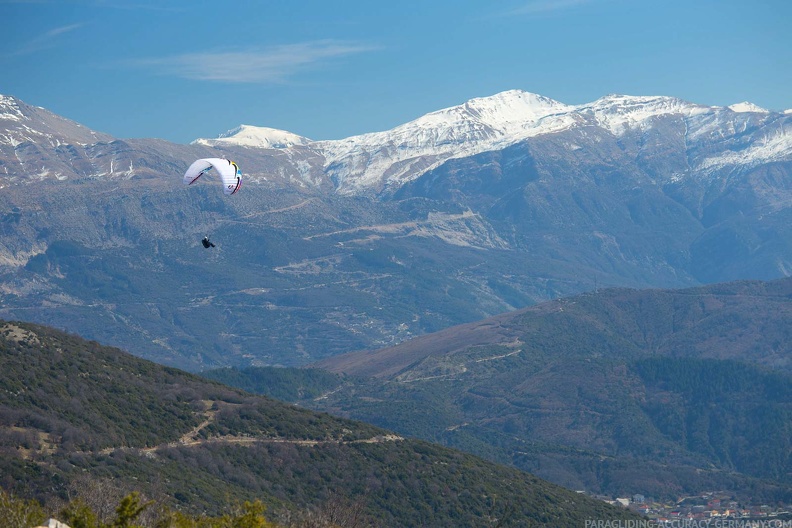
xmin=98 ymin=400 xmax=403 ymax=456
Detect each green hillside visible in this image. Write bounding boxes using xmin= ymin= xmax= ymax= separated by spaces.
xmin=0 ymin=320 xmax=641 ymax=527
xmin=218 ymin=278 xmax=792 ymax=503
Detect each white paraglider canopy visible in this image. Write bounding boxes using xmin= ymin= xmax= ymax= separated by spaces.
xmin=183 ymin=158 xmax=242 ymax=196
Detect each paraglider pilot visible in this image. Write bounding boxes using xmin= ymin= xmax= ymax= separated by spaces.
xmin=202 ymin=236 xmax=215 ymax=249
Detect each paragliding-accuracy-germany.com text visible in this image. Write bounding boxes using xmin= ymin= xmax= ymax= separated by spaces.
xmin=584 ymin=520 xmax=792 ymax=528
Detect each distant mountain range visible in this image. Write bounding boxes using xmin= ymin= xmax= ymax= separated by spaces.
xmin=0 ymin=319 xmax=642 ymax=526
xmin=0 ymin=90 xmax=790 ymax=369
xmin=195 ymin=90 xmax=792 ymax=196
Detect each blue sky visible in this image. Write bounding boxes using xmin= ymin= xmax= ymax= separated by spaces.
xmin=2 ymin=0 xmax=790 ymax=144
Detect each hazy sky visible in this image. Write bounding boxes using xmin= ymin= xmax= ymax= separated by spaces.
xmin=2 ymin=0 xmax=790 ymax=144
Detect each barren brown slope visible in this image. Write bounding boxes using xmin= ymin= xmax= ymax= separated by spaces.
xmin=311 ymin=305 xmax=538 ymax=378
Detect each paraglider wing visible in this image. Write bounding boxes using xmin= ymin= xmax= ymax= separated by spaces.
xmin=183 ymin=158 xmax=242 ymax=195
xmin=227 ymin=161 xmax=242 ymax=195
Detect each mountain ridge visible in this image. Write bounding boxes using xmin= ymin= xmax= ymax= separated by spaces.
xmin=190 ymin=89 xmax=792 ymax=194
xmin=3 ymin=89 xmax=790 ymax=195
xmin=193 ymin=90 xmax=780 ymax=147
xmin=312 ymin=276 xmax=792 ymax=377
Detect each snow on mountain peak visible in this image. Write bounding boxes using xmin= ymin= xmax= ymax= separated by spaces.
xmin=0 ymin=94 xmax=20 ymax=107
xmin=315 ymin=90 xmax=581 ymax=192
xmin=579 ymin=94 xmax=710 ymax=135
xmin=0 ymin=93 xmax=113 ymax=148
xmin=185 ymin=90 xmax=791 ymax=195
xmin=192 ymin=124 xmax=311 ymax=149
xmin=0 ymin=95 xmax=26 ymax=123
xmin=410 ymin=90 xmax=575 ymax=138
xmin=727 ymin=102 xmax=769 ymax=113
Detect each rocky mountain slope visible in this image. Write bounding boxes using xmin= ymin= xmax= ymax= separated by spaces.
xmin=0 ymin=90 xmax=790 ymax=369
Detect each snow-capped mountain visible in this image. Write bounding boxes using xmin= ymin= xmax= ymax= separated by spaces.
xmin=728 ymin=102 xmax=769 ymax=113
xmin=192 ymin=124 xmax=311 ymax=149
xmin=191 ymin=90 xmax=792 ymax=195
xmin=314 ymin=91 xmax=580 ymax=193
xmin=1 ymin=89 xmax=791 ymax=373
xmin=2 ymin=89 xmax=789 ymax=195
xmin=0 ymin=94 xmax=113 ymax=148
xmin=0 ymin=95 xmax=116 ymax=182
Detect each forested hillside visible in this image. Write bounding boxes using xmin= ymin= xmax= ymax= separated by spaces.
xmin=213 ymin=278 xmax=792 ymax=503
xmin=0 ymin=320 xmax=641 ymax=526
